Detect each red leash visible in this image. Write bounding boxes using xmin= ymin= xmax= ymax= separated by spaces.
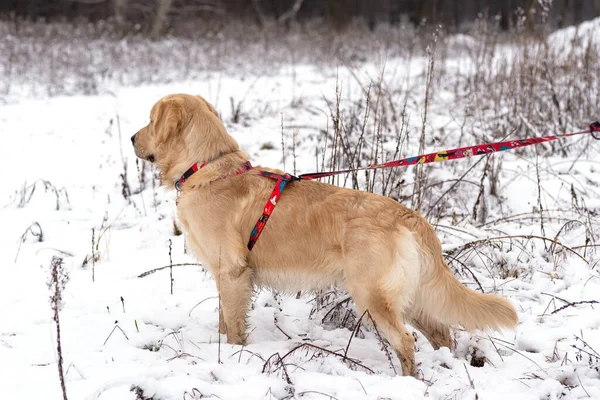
xmin=176 ymin=122 xmax=599 ymax=252
xmin=298 ymin=121 xmax=600 ymax=181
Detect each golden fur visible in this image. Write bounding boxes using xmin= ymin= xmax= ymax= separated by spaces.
xmin=132 ymin=94 xmax=518 ymax=377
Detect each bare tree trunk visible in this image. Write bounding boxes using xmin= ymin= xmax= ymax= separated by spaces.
xmin=573 ymin=0 xmax=583 ymax=24
xmin=498 ymin=0 xmax=510 ymax=30
xmin=114 ymin=0 xmax=127 ymax=33
xmin=390 ymin=0 xmax=401 ymax=25
xmin=152 ymin=0 xmax=172 ymax=39
xmin=252 ymin=0 xmax=304 ymax=29
xmin=527 ymin=0 xmax=536 ymax=31
xmin=252 ymin=0 xmax=268 ymax=28
xmin=453 ymin=0 xmax=460 ymax=29
xmin=431 ymin=0 xmax=439 ymax=24
xmin=329 ymin=0 xmax=351 ymax=32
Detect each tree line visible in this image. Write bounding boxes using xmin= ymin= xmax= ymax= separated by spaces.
xmin=2 ymin=0 xmax=599 ymax=36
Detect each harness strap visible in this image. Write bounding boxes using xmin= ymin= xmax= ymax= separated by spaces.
xmin=175 ymin=161 xmax=253 ymax=191
xmin=175 ymin=162 xmax=206 ymax=191
xmin=175 ymin=159 xmax=298 ymax=251
xmin=247 ymin=171 xmax=299 ymax=250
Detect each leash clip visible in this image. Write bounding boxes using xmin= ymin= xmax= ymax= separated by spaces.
xmin=590 ymin=121 xmax=600 ymax=140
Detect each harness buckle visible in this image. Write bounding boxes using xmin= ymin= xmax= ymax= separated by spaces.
xmin=285 ymin=173 xmax=302 ymax=182
xmin=590 ymin=121 xmax=600 ymax=140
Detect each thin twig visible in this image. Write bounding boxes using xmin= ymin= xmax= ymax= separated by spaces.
xmin=275 ymin=323 xmax=292 ymax=340
xmin=344 ymin=310 xmax=368 ymax=358
xmin=365 ymin=311 xmax=398 ymax=375
xmin=488 ymin=338 xmax=547 ymax=373
xmin=321 ymin=296 xmax=352 ymax=323
xmin=298 ymin=391 xmax=339 ymax=399
xmin=574 ymin=335 xmax=600 ymax=357
xmin=550 ymin=300 xmax=598 ymax=314
xmin=487 ymin=334 xmax=504 ymax=362
xmin=15 ymin=222 xmax=44 ymax=263
xmin=576 ymin=371 xmax=591 ymax=398
xmin=137 ymin=263 xmax=202 ymax=278
xmin=91 ymin=227 xmax=95 ymax=282
xmin=217 ymin=247 xmax=222 ymax=365
xmin=463 ymin=364 xmax=475 ymax=389
xmin=229 ymin=348 xmax=266 ymax=363
xmin=448 ymin=234 xmax=588 ymax=264
xmin=168 ymin=239 xmax=173 ymax=294
xmin=262 ymin=352 xmax=294 ymax=385
xmin=353 ymin=378 xmax=368 ymax=395
xmin=188 ymin=296 xmax=219 ymax=317
xmin=102 ymin=324 xmax=129 ymax=346
xmin=264 ymin=343 xmax=375 ymax=374
xmin=444 ymin=253 xmax=485 ymax=293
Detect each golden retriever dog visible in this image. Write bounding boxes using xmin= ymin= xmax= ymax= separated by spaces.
xmin=132 ymin=93 xmax=518 ymax=376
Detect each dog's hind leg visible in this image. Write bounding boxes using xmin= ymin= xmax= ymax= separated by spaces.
xmin=343 ymin=228 xmax=421 ymax=376
xmin=409 ymin=311 xmax=453 ymax=350
xmin=346 ymin=281 xmax=417 ymax=376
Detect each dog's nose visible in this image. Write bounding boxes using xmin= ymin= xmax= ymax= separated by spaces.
xmin=131 ymin=134 xmax=136 ymax=145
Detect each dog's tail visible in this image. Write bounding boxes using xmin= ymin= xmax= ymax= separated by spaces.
xmin=415 ymin=229 xmax=518 ymax=332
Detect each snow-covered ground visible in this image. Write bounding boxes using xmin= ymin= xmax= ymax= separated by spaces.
xmin=1 ymin=21 xmax=600 ymax=400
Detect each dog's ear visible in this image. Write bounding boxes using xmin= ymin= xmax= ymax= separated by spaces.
xmin=196 ymin=96 xmax=220 ymax=118
xmin=153 ymin=98 xmax=186 ymax=145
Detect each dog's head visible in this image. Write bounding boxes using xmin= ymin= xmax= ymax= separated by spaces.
xmin=132 ymin=94 xmax=239 ymax=187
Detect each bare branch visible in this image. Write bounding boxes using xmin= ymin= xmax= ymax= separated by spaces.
xmin=278 ymin=0 xmax=305 ymax=23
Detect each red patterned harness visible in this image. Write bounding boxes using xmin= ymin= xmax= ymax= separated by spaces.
xmin=175 ymin=161 xmax=298 ymax=251
xmin=246 ymin=170 xmax=298 ymax=250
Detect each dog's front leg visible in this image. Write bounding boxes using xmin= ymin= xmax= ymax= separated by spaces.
xmin=217 ymin=266 xmax=253 ymax=345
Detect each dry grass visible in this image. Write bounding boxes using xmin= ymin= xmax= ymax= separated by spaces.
xmin=48 ymin=256 xmax=70 ymax=400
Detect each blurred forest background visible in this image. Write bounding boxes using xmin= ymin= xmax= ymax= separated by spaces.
xmin=2 ymin=1 xmax=599 ymax=98
xmin=2 ymin=0 xmax=599 ymax=37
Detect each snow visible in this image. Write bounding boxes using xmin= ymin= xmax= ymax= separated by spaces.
xmin=549 ymin=17 xmax=600 ymax=50
xmin=1 ymin=24 xmax=600 ymax=400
